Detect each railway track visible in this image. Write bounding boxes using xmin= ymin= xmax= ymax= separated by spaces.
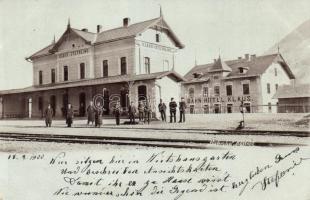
xmin=0 ymin=127 xmax=308 ymax=149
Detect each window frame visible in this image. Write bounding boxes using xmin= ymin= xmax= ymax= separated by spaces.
xmin=102 ymin=60 xmax=108 ymax=77
xmin=144 ymin=57 xmax=150 ymax=74
xmin=120 ymin=57 xmax=127 ymax=75
xmin=80 ymin=63 xmax=85 ymax=79
xmin=214 ymin=85 xmax=220 ymax=96
xmin=63 ymin=66 xmax=68 ymax=81
xmin=38 ymin=70 xmax=43 ymax=85
xmin=51 ymin=69 xmax=56 ymax=83
xmin=267 ymin=83 xmax=271 ymax=94
xmin=226 ymin=84 xmax=233 ymax=96
xmin=242 ymin=83 xmax=250 ymax=95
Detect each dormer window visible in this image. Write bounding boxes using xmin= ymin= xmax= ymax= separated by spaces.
xmin=193 ymin=72 xmax=203 ymax=78
xmin=239 ymin=67 xmax=248 ymax=74
xmin=213 ymin=75 xmax=219 ymax=80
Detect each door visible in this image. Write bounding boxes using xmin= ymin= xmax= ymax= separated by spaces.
xmin=62 ymin=94 xmax=68 ymax=117
xmin=50 ymin=95 xmax=56 ymax=117
xmin=138 ymin=85 xmax=147 ymax=102
xmin=79 ymin=93 xmax=86 ymax=117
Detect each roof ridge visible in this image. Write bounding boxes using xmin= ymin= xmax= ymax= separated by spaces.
xmin=98 ymin=17 xmax=160 ymax=34
xmin=71 ymin=28 xmax=96 ymax=34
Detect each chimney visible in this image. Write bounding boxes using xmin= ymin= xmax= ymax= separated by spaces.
xmin=213 ymin=59 xmax=217 ymax=63
xmin=238 ymin=57 xmax=242 ymax=60
xmin=97 ymin=25 xmax=102 ymax=33
xmin=250 ymin=54 xmax=256 ymax=60
xmin=123 ymin=18 xmax=130 ymax=27
xmin=244 ymin=54 xmax=249 ymax=60
xmin=81 ymin=28 xmax=88 ymax=32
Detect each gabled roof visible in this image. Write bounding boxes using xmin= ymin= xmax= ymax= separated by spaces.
xmin=0 ymin=71 xmax=185 ymax=95
xmin=27 ymin=17 xmax=184 ymax=60
xmin=95 ymin=17 xmax=184 ymax=48
xmin=273 ymin=84 xmax=310 ymax=99
xmin=184 ymin=53 xmax=295 ymax=82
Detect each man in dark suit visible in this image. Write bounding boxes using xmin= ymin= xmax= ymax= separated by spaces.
xmin=158 ymin=99 xmax=167 ymax=122
xmin=44 ymin=104 xmax=53 ymax=127
xmin=86 ymin=101 xmax=95 ymax=125
xmin=128 ymin=101 xmax=137 ymax=124
xmin=66 ymin=103 xmax=74 ymax=127
xmin=169 ymin=98 xmax=177 ymax=123
xmin=179 ymin=97 xmax=187 ymax=123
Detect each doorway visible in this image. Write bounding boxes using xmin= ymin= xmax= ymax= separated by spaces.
xmin=79 ymin=93 xmax=86 ymax=117
xmin=50 ymin=95 xmax=56 ymax=117
xmin=138 ymin=85 xmax=147 ymax=102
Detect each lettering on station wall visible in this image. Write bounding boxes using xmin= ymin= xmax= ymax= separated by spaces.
xmin=141 ymin=41 xmax=175 ymax=53
xmin=58 ymin=48 xmax=89 ymax=59
xmin=187 ymin=95 xmax=252 ymax=104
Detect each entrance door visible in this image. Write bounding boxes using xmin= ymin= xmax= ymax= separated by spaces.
xmin=50 ymin=95 xmax=56 ymax=117
xmin=190 ymin=105 xmax=195 ymax=114
xmin=120 ymin=87 xmax=129 ymax=109
xmin=138 ymin=85 xmax=147 ymax=102
xmin=214 ymin=104 xmax=221 ymax=113
xmin=227 ymin=104 xmax=233 ymax=113
xmin=203 ymin=105 xmax=209 ymax=114
xmin=62 ymin=94 xmax=68 ymax=117
xmin=79 ymin=93 xmax=86 ymax=117
xmin=103 ymin=90 xmax=110 ymax=115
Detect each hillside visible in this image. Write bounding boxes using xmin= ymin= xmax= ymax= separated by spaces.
xmin=266 ymin=19 xmax=310 ymax=84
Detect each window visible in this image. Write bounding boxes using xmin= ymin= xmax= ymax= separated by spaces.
xmin=39 ymin=70 xmax=43 ymax=85
xmin=156 ymin=33 xmax=160 ymax=42
xmin=102 ymin=60 xmax=108 ymax=77
xmin=274 ymin=68 xmax=278 ymax=76
xmin=144 ymin=57 xmax=150 ymax=74
xmin=267 ymin=83 xmax=271 ymax=94
xmin=214 ymin=86 xmax=220 ymax=96
xmin=239 ymin=68 xmax=244 ymax=73
xmin=120 ymin=57 xmax=127 ymax=75
xmin=51 ymin=69 xmax=56 ymax=83
xmin=63 ymin=66 xmax=68 ymax=81
xmin=226 ymin=85 xmax=232 ymax=96
xmin=203 ymin=87 xmax=208 ymax=97
xmin=243 ymin=84 xmax=250 ymax=95
xmin=213 ymin=75 xmax=219 ymax=80
xmin=80 ymin=63 xmax=85 ymax=79
xmin=189 ymin=88 xmax=195 ymax=98
xmin=275 ymin=84 xmax=278 ymax=91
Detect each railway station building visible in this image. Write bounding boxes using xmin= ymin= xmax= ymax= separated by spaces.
xmin=0 ymin=15 xmax=185 ymax=118
xmin=181 ymin=53 xmax=295 ymax=114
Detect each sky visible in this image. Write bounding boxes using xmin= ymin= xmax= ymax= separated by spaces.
xmin=1 ymin=0 xmax=310 ymax=90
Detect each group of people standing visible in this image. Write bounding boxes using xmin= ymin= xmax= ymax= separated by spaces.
xmin=158 ymin=97 xmax=187 ymax=123
xmin=44 ymin=97 xmax=187 ymax=127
